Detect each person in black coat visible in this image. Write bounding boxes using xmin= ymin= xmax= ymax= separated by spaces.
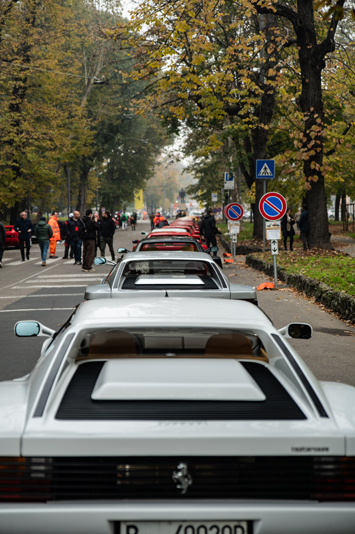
xmin=199 ymin=208 xmax=217 ymax=248
xmin=281 ymin=208 xmax=296 ymax=251
xmin=297 ymin=208 xmax=310 ymax=250
xmin=14 ymin=211 xmax=33 ymax=261
xmin=99 ymin=211 xmax=116 ymax=261
xmin=81 ymin=209 xmax=99 ymax=272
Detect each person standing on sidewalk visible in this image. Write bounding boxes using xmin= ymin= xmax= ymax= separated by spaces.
xmin=48 ymin=211 xmax=61 ymax=258
xmin=14 ymin=211 xmax=33 ymax=261
xmin=298 ymin=207 xmax=310 ymax=251
xmin=199 ymin=207 xmax=217 ymax=248
xmin=34 ymin=216 xmax=53 ymax=266
xmin=69 ymin=211 xmax=84 ymax=265
xmin=81 ymin=209 xmax=99 ymax=272
xmin=0 ymin=221 xmax=5 ymax=268
xmin=281 ymin=208 xmax=296 ymax=251
xmin=62 ymin=213 xmax=74 ymax=260
xmin=99 ymin=210 xmax=116 ymax=261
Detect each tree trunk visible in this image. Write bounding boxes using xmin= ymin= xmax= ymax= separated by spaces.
xmin=335 ymin=193 xmax=340 ymax=221
xmin=77 ymin=165 xmax=90 ymax=217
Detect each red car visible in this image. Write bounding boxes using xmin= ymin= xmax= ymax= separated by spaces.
xmin=4 ymin=226 xmax=19 ymax=248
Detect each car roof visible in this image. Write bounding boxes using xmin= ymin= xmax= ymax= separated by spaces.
xmin=121 ymin=251 xmax=213 ymax=261
xmin=137 ymin=237 xmax=201 ymax=244
xmin=73 ymin=297 xmax=270 ymax=328
xmin=150 ymin=228 xmax=189 ymax=233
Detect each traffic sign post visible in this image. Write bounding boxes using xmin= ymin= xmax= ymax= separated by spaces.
xmin=224 ymin=172 xmax=235 ymax=190
xmin=256 ymin=160 xmax=275 ymax=252
xmin=224 ymin=203 xmax=243 ymax=263
xmin=259 ymin=192 xmax=287 ymax=288
xmin=224 ymin=203 xmax=243 ymax=221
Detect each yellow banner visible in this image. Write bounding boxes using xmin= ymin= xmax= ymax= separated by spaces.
xmin=134 ymin=189 xmax=144 ymax=210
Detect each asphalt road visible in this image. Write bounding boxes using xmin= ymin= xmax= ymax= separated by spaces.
xmin=1 ymin=219 xmax=355 ymax=386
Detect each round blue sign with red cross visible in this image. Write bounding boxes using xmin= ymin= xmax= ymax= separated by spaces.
xmin=224 ymin=203 xmax=244 ymax=221
xmin=259 ymin=192 xmax=287 ymax=221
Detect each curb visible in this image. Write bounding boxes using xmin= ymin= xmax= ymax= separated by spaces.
xmin=245 ymin=255 xmax=355 ymax=324
xmin=219 ymin=234 xmax=262 ymax=255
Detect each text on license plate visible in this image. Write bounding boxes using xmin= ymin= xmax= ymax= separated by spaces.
xmin=120 ymin=521 xmax=248 ymax=534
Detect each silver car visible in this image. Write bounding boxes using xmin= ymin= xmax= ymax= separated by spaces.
xmin=84 ymin=251 xmax=257 ymax=303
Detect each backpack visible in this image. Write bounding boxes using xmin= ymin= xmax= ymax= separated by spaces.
xmin=121 ymin=213 xmax=127 ymax=222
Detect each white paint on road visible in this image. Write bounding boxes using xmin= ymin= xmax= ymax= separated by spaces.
xmin=7 ymin=257 xmax=40 ymax=266
xmin=11 ymin=285 xmax=87 ymax=289
xmin=0 ymin=308 xmax=75 ymax=312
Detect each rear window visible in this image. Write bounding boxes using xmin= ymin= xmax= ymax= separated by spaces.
xmin=119 ymin=259 xmax=219 ymax=290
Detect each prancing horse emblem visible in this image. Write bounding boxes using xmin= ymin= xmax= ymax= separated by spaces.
xmin=172 ymin=462 xmax=193 ymax=494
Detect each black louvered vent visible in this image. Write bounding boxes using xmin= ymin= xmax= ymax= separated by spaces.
xmin=56 ymin=361 xmax=306 ymax=420
xmin=0 ymin=456 xmax=354 ymax=502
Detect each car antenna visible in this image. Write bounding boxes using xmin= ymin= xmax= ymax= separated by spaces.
xmin=165 ymin=291 xmax=169 ymax=297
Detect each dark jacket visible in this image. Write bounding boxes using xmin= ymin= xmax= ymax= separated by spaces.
xmin=34 ymin=220 xmax=53 ymax=242
xmin=14 ymin=217 xmax=33 ymax=238
xmin=298 ymin=210 xmax=309 ymax=234
xmin=100 ymin=216 xmax=116 ymax=239
xmin=281 ymin=213 xmax=295 ymax=236
xmin=81 ymin=216 xmax=99 ymax=240
xmin=0 ymin=222 xmax=5 ymax=245
xmin=68 ymin=218 xmax=84 ymax=241
xmin=199 ymin=213 xmax=216 ymax=237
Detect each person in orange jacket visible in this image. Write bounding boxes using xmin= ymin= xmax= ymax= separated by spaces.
xmin=48 ymin=211 xmax=61 ymax=258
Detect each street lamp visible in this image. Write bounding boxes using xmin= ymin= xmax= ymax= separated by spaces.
xmin=179 ymin=188 xmax=186 ymax=203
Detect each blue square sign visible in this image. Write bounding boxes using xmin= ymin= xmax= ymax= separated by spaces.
xmin=256 ymin=159 xmax=275 ymax=179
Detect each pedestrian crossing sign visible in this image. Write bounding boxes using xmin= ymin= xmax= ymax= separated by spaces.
xmin=256 ymin=159 xmax=275 ymax=179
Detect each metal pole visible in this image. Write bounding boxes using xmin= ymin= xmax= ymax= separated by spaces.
xmin=262 ymin=179 xmax=266 ymax=253
xmin=273 ymin=254 xmax=278 ymax=287
xmin=237 ymin=166 xmax=242 ymax=204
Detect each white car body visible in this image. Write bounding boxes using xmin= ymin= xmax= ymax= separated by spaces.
xmin=84 ymin=252 xmax=258 ymax=303
xmin=0 ymin=298 xmax=355 ymax=533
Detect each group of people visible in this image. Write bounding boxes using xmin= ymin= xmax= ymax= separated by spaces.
xmin=3 ymin=208 xmax=128 ymax=272
xmin=281 ymin=207 xmax=310 ymax=251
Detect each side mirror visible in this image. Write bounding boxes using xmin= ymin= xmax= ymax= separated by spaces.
xmin=210 ymin=246 xmax=219 ymax=252
xmin=132 ymin=240 xmax=139 ymax=244
xmin=15 ymin=321 xmax=55 ymax=338
xmin=117 ymin=247 xmax=128 ymax=253
xmin=141 ymin=231 xmax=147 ymax=236
xmin=279 ymin=323 xmax=312 ymax=339
xmin=94 ymin=257 xmax=107 ymax=265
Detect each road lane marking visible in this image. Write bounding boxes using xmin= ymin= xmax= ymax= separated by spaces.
xmin=0 ymin=308 xmax=75 ymax=312
xmin=34 ymin=274 xmax=102 ymax=278
xmin=11 ymin=285 xmax=87 ymax=289
xmin=24 ymin=278 xmax=102 ymax=283
xmin=0 ymin=293 xmax=83 ymax=299
xmin=0 ymin=261 xmax=62 ymax=290
xmin=6 ymin=257 xmax=40 ymax=266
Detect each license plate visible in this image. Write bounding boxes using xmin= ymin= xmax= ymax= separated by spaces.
xmin=120 ymin=521 xmax=249 ymax=534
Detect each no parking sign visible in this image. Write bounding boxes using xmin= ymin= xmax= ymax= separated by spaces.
xmin=259 ymin=192 xmax=287 ymax=221
xmin=224 ymin=203 xmax=243 ymax=221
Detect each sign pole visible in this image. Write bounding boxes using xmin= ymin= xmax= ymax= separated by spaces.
xmin=262 ymin=180 xmax=266 ymax=253
xmin=273 ymin=254 xmax=278 ymax=287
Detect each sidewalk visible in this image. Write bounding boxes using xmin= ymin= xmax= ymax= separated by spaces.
xmin=221 ymin=256 xmax=355 ymax=387
xmin=330 ymin=234 xmax=355 ymax=257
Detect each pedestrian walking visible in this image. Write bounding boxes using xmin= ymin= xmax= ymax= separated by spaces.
xmin=14 ymin=211 xmax=33 ymax=261
xmin=81 ymin=209 xmax=99 ymax=272
xmin=0 ymin=221 xmax=5 ymax=268
xmin=34 ymin=216 xmax=53 ymax=266
xmin=48 ymin=211 xmax=61 ymax=258
xmin=69 ymin=211 xmax=84 ymax=265
xmin=281 ymin=208 xmax=296 ymax=251
xmin=99 ymin=210 xmax=116 ymax=261
xmin=298 ymin=207 xmax=310 ymax=250
xmin=199 ymin=207 xmax=217 ymax=248
xmin=121 ymin=211 xmax=128 ymax=230
xmin=130 ymin=212 xmax=137 ymax=231
xmin=62 ymin=213 xmax=74 ymax=259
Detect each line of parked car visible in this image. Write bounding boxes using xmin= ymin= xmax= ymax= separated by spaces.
xmin=2 ymin=216 xmax=355 ymax=533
